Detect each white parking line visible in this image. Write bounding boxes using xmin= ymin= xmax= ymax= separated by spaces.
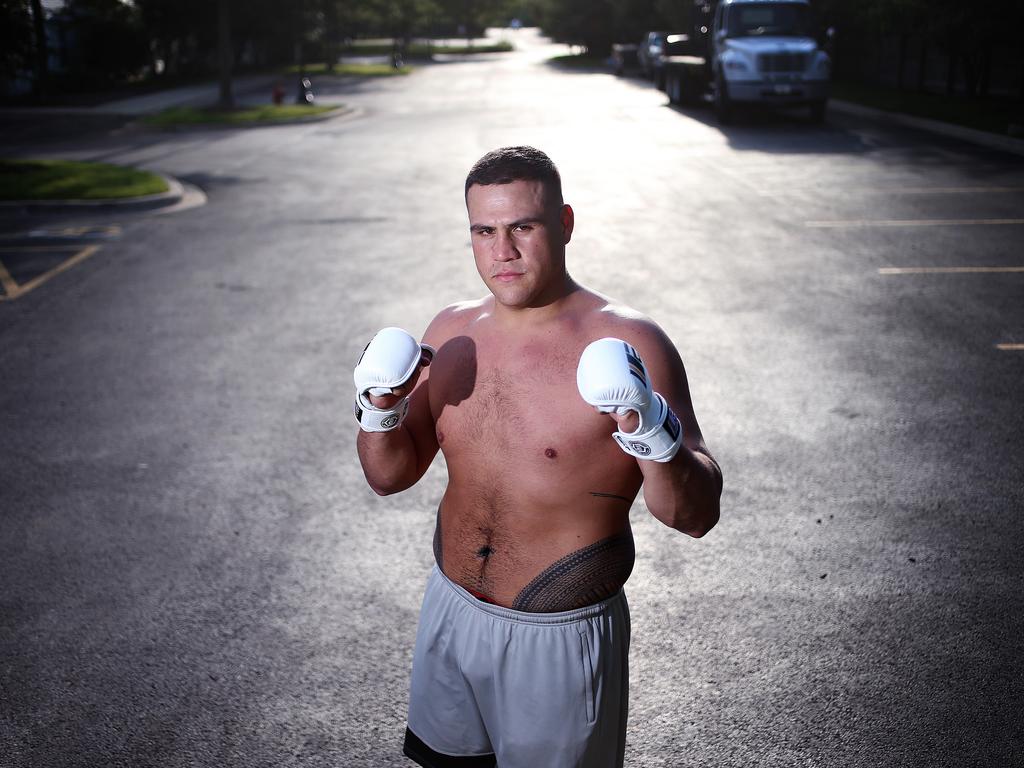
xmin=808 ymin=219 xmax=1024 ymax=228
xmin=996 ymin=344 xmax=1024 ymax=351
xmin=878 ymin=266 xmax=1024 ymax=275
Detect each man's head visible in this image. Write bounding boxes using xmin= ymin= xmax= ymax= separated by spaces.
xmin=464 ymin=146 xmax=563 ymax=210
xmin=464 ymin=147 xmax=574 ymax=311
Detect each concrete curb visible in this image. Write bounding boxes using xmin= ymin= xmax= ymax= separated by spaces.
xmin=829 ymin=99 xmax=1024 ymax=158
xmin=0 ymin=172 xmax=184 ymax=213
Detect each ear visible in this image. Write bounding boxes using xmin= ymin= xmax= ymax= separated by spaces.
xmin=560 ymin=204 xmax=574 ymax=244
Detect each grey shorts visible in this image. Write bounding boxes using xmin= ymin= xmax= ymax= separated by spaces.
xmin=404 ymin=565 xmax=630 ymax=768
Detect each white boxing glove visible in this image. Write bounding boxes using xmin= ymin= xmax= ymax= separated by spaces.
xmin=353 ymin=327 xmax=434 ymax=432
xmin=577 ymin=337 xmax=683 ymax=462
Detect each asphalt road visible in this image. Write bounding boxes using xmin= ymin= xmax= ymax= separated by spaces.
xmin=2 ymin=29 xmax=1023 ymax=768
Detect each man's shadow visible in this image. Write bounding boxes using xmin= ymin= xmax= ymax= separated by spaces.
xmin=430 ymin=335 xmax=477 ymax=409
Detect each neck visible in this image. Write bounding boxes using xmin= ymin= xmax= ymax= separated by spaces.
xmin=493 ymin=274 xmax=581 ymax=327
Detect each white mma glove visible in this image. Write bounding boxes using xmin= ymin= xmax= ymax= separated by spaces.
xmin=353 ymin=327 xmax=434 ymax=432
xmin=577 ymin=337 xmax=683 ymax=463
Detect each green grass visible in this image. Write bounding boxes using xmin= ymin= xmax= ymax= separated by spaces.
xmin=832 ymin=80 xmax=1024 ymax=137
xmin=0 ymin=158 xmax=168 ymax=201
xmin=283 ymin=62 xmax=411 ymax=76
xmin=141 ymin=104 xmax=339 ymax=127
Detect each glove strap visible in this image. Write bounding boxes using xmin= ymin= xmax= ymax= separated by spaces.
xmin=354 ymin=391 xmax=409 ymax=432
xmin=612 ymin=393 xmax=683 ymax=463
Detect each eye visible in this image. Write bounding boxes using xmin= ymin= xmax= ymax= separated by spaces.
xmin=512 ymin=224 xmax=533 ymax=233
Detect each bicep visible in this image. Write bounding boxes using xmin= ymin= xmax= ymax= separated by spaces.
xmin=632 ymin=324 xmax=709 ymax=453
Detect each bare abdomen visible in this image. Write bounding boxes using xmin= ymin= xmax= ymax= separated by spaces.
xmin=433 ymin=498 xmax=636 ymax=612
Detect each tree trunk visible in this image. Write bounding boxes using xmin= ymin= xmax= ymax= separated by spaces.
xmin=946 ymin=43 xmax=956 ymax=95
xmin=917 ymin=38 xmax=928 ymax=92
xmin=897 ymin=33 xmax=907 ymax=90
xmin=979 ymin=46 xmax=991 ymax=98
xmin=217 ymin=0 xmax=234 ymax=110
xmin=962 ymin=50 xmax=979 ymax=97
xmin=29 ymin=0 xmax=47 ymax=99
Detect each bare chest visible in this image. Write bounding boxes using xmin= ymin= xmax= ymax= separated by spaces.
xmin=431 ymin=340 xmax=604 ymax=469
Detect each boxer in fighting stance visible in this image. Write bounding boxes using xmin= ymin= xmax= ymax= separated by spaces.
xmin=354 ymin=146 xmax=722 ymax=768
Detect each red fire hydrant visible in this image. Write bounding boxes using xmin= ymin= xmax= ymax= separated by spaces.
xmin=272 ymin=83 xmax=285 ymax=106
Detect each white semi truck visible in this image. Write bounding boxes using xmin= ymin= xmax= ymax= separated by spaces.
xmin=661 ymin=0 xmax=833 ymax=123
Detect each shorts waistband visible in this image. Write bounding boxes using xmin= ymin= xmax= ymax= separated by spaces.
xmin=432 ymin=564 xmax=623 ymax=626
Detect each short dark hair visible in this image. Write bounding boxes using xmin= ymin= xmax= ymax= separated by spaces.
xmin=464 ymin=146 xmax=563 ymax=204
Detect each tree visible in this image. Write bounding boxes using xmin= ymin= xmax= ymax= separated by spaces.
xmin=0 ymin=0 xmax=34 ymax=82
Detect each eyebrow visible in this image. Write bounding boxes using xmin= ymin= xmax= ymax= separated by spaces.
xmin=469 ymin=217 xmax=545 ymax=232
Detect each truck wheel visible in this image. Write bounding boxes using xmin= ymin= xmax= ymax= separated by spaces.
xmin=809 ymin=99 xmax=827 ymax=123
xmin=668 ymin=74 xmax=680 ymax=104
xmin=678 ymin=69 xmax=692 ymax=105
xmin=714 ymin=73 xmax=733 ymax=124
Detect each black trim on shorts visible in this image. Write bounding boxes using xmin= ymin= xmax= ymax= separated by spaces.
xmin=403 ymin=728 xmax=496 ymax=768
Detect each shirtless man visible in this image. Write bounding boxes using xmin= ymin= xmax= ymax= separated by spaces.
xmin=354 ymin=146 xmax=722 ymax=768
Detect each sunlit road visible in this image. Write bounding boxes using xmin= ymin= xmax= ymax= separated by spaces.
xmin=2 ymin=29 xmax=1023 ymax=767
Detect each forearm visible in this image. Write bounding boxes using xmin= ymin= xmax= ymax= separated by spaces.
xmin=357 ymin=426 xmax=421 ymax=495
xmin=638 ymin=447 xmax=722 ymax=537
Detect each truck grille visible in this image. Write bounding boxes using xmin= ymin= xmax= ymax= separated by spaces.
xmin=759 ymin=52 xmax=808 ymax=73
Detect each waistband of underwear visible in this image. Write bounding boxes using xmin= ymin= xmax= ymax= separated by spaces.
xmin=431 ymin=564 xmax=624 ymax=626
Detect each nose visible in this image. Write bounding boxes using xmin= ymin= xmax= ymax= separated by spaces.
xmin=493 ymin=228 xmax=519 ymax=262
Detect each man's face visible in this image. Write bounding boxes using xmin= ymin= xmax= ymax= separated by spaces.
xmin=466 ymin=179 xmax=574 ymax=310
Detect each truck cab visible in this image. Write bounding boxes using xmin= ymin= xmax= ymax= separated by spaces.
xmin=709 ymin=0 xmax=831 ymax=121
xmin=656 ymin=0 xmax=834 ymax=122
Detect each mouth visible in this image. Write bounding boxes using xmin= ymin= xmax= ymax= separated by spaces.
xmin=492 ymin=271 xmax=524 ymax=282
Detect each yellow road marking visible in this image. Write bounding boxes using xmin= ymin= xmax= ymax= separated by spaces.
xmin=26 ymin=224 xmax=122 ymax=239
xmin=996 ymin=344 xmax=1024 ymax=351
xmin=879 ymin=266 xmax=1024 ymax=275
xmin=0 ymin=245 xmax=100 ymax=301
xmin=807 ymin=218 xmax=1024 ymax=228
xmin=0 ymin=258 xmax=19 ymax=299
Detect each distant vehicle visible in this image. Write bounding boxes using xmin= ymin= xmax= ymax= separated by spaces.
xmin=661 ymin=0 xmax=832 ymax=123
xmin=611 ymin=43 xmax=640 ymax=76
xmin=637 ymin=32 xmax=670 ymax=80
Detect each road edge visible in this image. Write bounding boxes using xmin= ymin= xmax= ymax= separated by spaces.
xmin=829 ymin=98 xmax=1024 ymax=158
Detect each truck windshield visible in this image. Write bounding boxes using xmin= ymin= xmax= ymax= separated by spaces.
xmin=724 ymin=3 xmax=813 ymax=38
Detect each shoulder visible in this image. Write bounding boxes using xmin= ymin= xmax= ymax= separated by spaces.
xmin=577 ymin=289 xmax=674 ymax=354
xmin=422 ymin=296 xmax=491 ymax=347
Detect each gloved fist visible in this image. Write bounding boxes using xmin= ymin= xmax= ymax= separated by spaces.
xmin=577 ymin=337 xmax=683 ymax=462
xmin=354 ymin=327 xmax=434 ymax=432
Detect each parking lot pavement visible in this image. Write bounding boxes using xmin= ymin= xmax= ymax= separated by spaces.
xmin=2 ymin=29 xmax=1024 ymax=768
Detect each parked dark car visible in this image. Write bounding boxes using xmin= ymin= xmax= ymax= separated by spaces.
xmin=611 ymin=42 xmax=640 ymax=76
xmin=637 ymin=31 xmax=669 ymax=79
